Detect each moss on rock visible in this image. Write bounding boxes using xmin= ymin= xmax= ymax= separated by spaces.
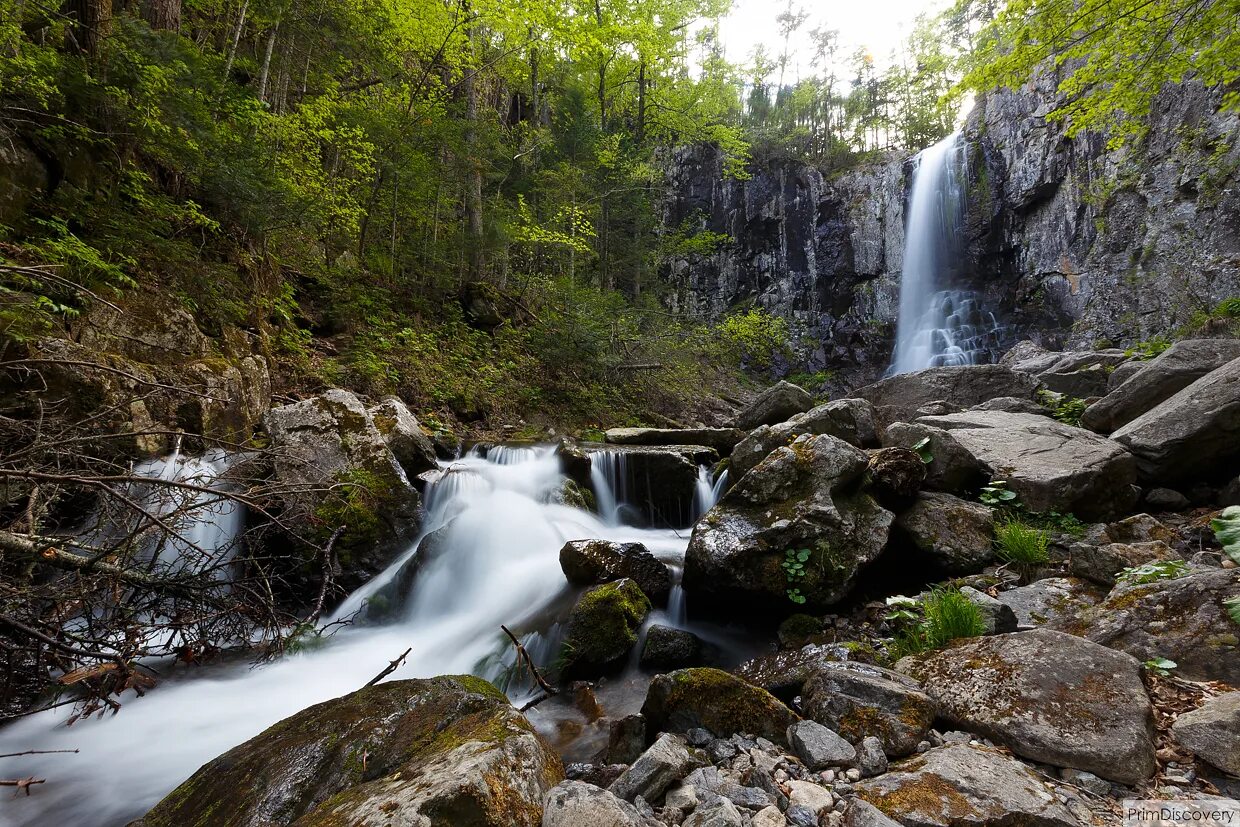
xmin=561 ymin=578 xmax=651 ymax=676
xmin=641 ymin=667 xmax=800 ymax=745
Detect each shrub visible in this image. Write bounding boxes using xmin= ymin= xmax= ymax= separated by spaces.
xmin=1037 ymin=390 xmax=1087 ymax=426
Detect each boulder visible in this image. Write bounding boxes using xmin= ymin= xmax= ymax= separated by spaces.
xmin=787 ymin=720 xmax=857 ymax=769
xmin=959 ymin=586 xmax=1018 ymax=634
xmin=729 ymin=399 xmax=879 ymax=483
xmin=1093 ymin=512 xmax=1179 ymax=545
xmin=1172 ymin=692 xmax=1240 ymax=776
xmin=605 ymin=427 xmax=745 ymax=453
xmin=904 ymin=629 xmax=1156 ymax=784
xmin=972 ymin=396 xmax=1048 ymax=416
xmin=1081 ymin=339 xmax=1240 ymax=433
xmin=1077 ymin=569 xmax=1240 ymax=684
xmin=640 ymin=625 xmax=704 ymax=669
xmin=849 ymin=365 xmax=1041 ymax=428
xmin=562 ymin=579 xmax=652 ymax=675
xmin=588 ymin=446 xmax=718 ymax=527
xmin=736 ymin=381 xmax=814 ymax=430
xmin=542 ymin=781 xmax=649 ymax=827
xmin=608 ymin=733 xmax=705 ymax=803
xmin=1110 ymin=356 xmax=1240 ymax=484
xmin=135 ymin=676 xmax=562 ymax=827
xmin=843 ymin=799 xmax=902 ymax=827
xmin=915 ymin=410 xmax=1138 ymax=520
xmin=367 ymin=396 xmax=438 ymax=480
xmin=1021 ymin=349 xmax=1129 ymax=397
xmin=895 ymin=492 xmax=996 ymax=573
xmin=1067 ymin=540 xmax=1179 ymax=586
xmin=801 ymin=663 xmax=935 ymax=758
xmin=685 ymin=435 xmax=893 ymax=610
xmin=1108 ymin=360 xmax=1146 ymax=389
xmin=685 ymin=800 xmax=745 ymax=827
xmin=559 ymin=540 xmax=672 ymax=602
xmin=734 ymin=643 xmax=865 ymax=699
xmin=881 ymin=423 xmax=989 ymax=493
xmin=995 ymin=577 xmax=1103 ymax=629
xmin=854 ymin=744 xmax=1078 ymax=827
xmin=864 ymin=447 xmax=926 ymax=504
xmin=1144 ymin=487 xmax=1191 ymax=511
xmin=640 ymin=668 xmax=800 ymax=745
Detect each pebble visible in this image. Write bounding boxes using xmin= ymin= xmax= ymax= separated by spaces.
xmin=686 ymin=728 xmax=713 ymax=747
xmin=786 ymin=804 xmax=820 ymax=826
xmin=916 ymin=740 xmax=931 ymax=753
xmin=820 ymin=770 xmax=836 ymax=783
xmin=845 ymin=768 xmax=861 ymax=782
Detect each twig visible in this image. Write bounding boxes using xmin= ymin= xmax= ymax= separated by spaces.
xmin=0 ymin=777 xmax=45 ymax=795
xmin=307 ymin=525 xmax=346 ymax=625
xmin=501 ymin=625 xmax=557 ymax=711
xmin=0 ymin=749 xmax=79 ymax=759
xmin=364 ymin=647 xmax=411 ymax=688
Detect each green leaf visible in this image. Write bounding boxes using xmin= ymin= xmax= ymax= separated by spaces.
xmin=797 ymin=549 xmax=811 ymax=562
xmin=912 ymin=436 xmax=933 ymax=464
xmin=1210 ymin=506 xmax=1240 ymax=564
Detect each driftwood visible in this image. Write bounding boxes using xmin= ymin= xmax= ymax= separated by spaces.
xmin=364 ymin=647 xmax=412 ymax=688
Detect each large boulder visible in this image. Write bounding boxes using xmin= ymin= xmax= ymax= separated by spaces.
xmin=1110 ymin=356 xmax=1240 ymax=484
xmin=1172 ymin=692 xmax=1240 ymax=776
xmin=640 ymin=668 xmax=800 ymax=745
xmin=729 ymin=399 xmax=878 ymax=483
xmin=1076 ymin=569 xmax=1240 ymax=684
xmin=640 ymin=625 xmax=704 ymax=669
xmin=368 ymin=396 xmax=438 ymax=480
xmin=135 ymin=676 xmax=562 ymax=827
xmin=1067 ymin=540 xmax=1179 ymax=586
xmin=904 ymin=629 xmax=1156 ymax=785
xmin=854 ymin=744 xmax=1078 ymax=827
xmin=588 ymin=445 xmax=717 ymax=527
xmin=801 ymin=663 xmax=935 ymax=758
xmin=881 ymin=423 xmax=988 ymax=493
xmin=1010 ymin=349 xmax=1130 ymax=398
xmin=605 ymin=427 xmax=745 ymax=453
xmin=542 ymin=781 xmax=650 ymax=826
xmin=736 ymin=381 xmax=814 ymax=430
xmin=734 ymin=643 xmax=863 ymax=699
xmin=1082 ymin=339 xmax=1240 ymax=433
xmin=995 ymin=577 xmax=1103 ymax=629
xmin=915 ymin=410 xmax=1138 ymax=520
xmin=894 ymin=492 xmax=996 ymax=573
xmin=559 ymin=540 xmax=671 ymax=602
xmin=849 ymin=366 xmax=1041 ymax=428
xmin=561 ymin=579 xmax=651 ymax=676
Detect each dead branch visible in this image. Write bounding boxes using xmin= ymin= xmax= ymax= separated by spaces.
xmin=0 ymin=749 xmax=80 ymax=758
xmin=364 ymin=647 xmax=411 ymax=688
xmin=501 ymin=624 xmax=557 ymax=712
xmin=0 ymin=777 xmax=45 ymax=795
xmin=307 ymin=525 xmax=347 ymax=625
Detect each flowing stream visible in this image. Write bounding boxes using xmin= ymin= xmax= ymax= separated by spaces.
xmin=0 ymin=444 xmax=741 ymax=827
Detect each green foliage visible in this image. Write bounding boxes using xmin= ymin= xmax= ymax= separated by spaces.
xmin=1027 ymin=511 xmax=1087 ymax=537
xmin=1143 ymin=657 xmax=1178 ymax=677
xmin=716 ymin=308 xmax=792 ymax=374
xmin=911 ymin=437 xmax=934 ymax=464
xmin=994 ymin=520 xmax=1049 ymax=581
xmin=1225 ymin=597 xmax=1240 ymax=627
xmin=887 ymin=588 xmax=987 ymax=658
xmin=1037 ymin=390 xmax=1087 ymax=426
xmin=979 ymin=480 xmax=1019 ymax=507
xmin=1210 ymin=506 xmax=1240 ymax=565
xmin=782 ymin=547 xmax=811 ymax=604
xmin=1124 ymin=336 xmax=1173 ymax=361
xmin=1116 ymin=559 xmax=1190 ymax=585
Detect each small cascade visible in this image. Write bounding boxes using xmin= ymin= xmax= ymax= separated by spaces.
xmin=691 ymin=465 xmax=729 ymax=522
xmin=588 ymin=449 xmax=631 ymax=525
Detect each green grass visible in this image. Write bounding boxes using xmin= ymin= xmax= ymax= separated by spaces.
xmin=889 ymin=587 xmax=987 ymax=659
xmin=995 ymin=520 xmax=1050 ymax=581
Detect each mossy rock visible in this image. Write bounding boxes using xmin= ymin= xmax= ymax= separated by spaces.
xmin=134 ymin=675 xmax=563 ymax=827
xmin=561 ymin=579 xmax=651 ymax=676
xmin=641 ymin=667 xmax=800 ymax=745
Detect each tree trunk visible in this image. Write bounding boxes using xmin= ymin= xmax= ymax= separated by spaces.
xmin=636 ymin=60 xmax=646 ymax=145
xmin=462 ymin=4 xmax=484 ymax=281
xmin=222 ymin=0 xmax=248 ymax=80
xmin=142 ymin=0 xmax=180 ymax=30
xmin=64 ymin=0 xmax=112 ymax=56
xmin=257 ymin=22 xmax=279 ymax=102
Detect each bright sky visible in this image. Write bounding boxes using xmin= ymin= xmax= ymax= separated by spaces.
xmin=717 ymin=0 xmax=947 ymax=77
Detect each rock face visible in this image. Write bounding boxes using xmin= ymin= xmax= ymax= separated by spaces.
xmin=915 ymin=410 xmax=1138 ymax=519
xmin=881 ymin=423 xmax=988 ymax=493
xmin=605 ymin=427 xmax=745 ymax=453
xmin=562 ymin=579 xmax=652 ymax=675
xmin=559 ymin=540 xmax=672 ymax=602
xmin=367 ymin=396 xmax=438 ymax=480
xmin=895 ymin=492 xmax=995 ymax=573
xmin=736 ymin=381 xmax=815 ymax=430
xmin=1172 ymin=692 xmax=1240 ymax=776
xmin=1082 ymin=340 xmax=1240 ymax=432
xmin=854 ymin=744 xmax=1078 ymax=827
xmin=1110 ymin=356 xmax=1240 ymax=484
xmin=685 ymin=434 xmax=893 ymax=610
xmin=641 ymin=668 xmax=800 ymax=745
xmin=729 ymin=398 xmax=879 ymax=483
xmin=850 ymin=366 xmax=1042 ymax=428
xmin=136 ymin=676 xmax=562 ymax=827
xmin=801 ymin=663 xmax=935 ymax=758
xmin=906 ymin=629 xmax=1157 ymax=784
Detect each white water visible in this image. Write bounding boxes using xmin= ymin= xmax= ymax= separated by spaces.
xmin=0 ymin=444 xmax=729 ymax=827
xmin=891 ymin=132 xmax=1002 ymax=375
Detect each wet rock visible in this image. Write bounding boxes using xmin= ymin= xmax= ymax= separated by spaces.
xmin=904 ymin=629 xmax=1156 ymax=784
xmin=736 ymin=381 xmax=815 ymax=430
xmin=1172 ymin=692 xmax=1240 ymax=776
xmin=788 ymin=720 xmax=857 ymax=770
xmin=895 ymin=492 xmax=996 ymax=573
xmin=854 ymin=744 xmax=1077 ymax=827
xmin=542 ymin=781 xmax=651 ymax=826
xmin=641 ymin=668 xmax=800 ymax=745
xmin=641 ymin=625 xmax=705 ymax=669
xmin=368 ymin=396 xmax=438 ymax=480
xmin=1144 ymin=487 xmax=1191 ymax=511
xmin=685 ymin=435 xmax=893 ymax=610
xmin=995 ymin=577 xmax=1103 ymax=629
xmin=1082 ymin=339 xmax=1240 ymax=433
xmin=560 ymin=540 xmax=672 ymax=602
xmin=881 ymin=422 xmax=989 ymax=493
xmin=801 ymin=662 xmax=935 ymax=758
xmin=606 ymin=427 xmax=746 ymax=453
xmin=1068 ymin=540 xmax=1179 ymax=586
xmin=729 ymin=398 xmax=879 ymax=482
xmin=609 ymin=733 xmax=705 ymax=803
xmin=590 ymin=445 xmax=718 ymax=527
xmin=864 ymin=447 xmax=926 ymax=505
xmin=915 ymin=410 xmax=1138 ymax=520
xmin=606 ymin=714 xmax=647 ymax=765
xmin=959 ymin=586 xmax=1018 ymax=634
xmin=849 ymin=365 xmax=1041 ymax=428
xmin=136 ymin=676 xmax=562 ymax=827
xmin=734 ymin=643 xmax=860 ymax=699
xmin=1110 ymin=356 xmax=1240 ymax=484
xmin=562 ymin=579 xmax=652 ymax=676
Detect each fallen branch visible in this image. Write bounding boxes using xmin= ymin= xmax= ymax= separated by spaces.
xmin=364 ymin=647 xmax=411 ymax=688
xmin=0 ymin=749 xmax=79 ymax=759
xmin=307 ymin=525 xmax=347 ymax=625
xmin=0 ymin=777 xmax=45 ymax=795
xmin=501 ymin=625 xmax=557 ymax=712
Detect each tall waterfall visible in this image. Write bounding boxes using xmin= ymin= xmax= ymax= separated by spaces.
xmin=890 ymin=131 xmax=1000 ymax=375
xmin=0 ymin=444 xmax=735 ymax=827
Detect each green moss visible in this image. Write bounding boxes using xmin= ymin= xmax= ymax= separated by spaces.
xmin=646 ymin=667 xmax=799 ymax=743
xmin=562 ymin=579 xmax=651 ymax=671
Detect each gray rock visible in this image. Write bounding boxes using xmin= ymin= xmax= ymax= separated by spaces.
xmin=960 ymin=586 xmax=1019 ymax=634
xmin=729 ymin=398 xmax=879 ymax=482
xmin=787 ymin=720 xmax=857 ymax=770
xmin=1145 ymin=487 xmax=1191 ymax=511
xmin=850 ymin=365 xmax=1042 ymax=428
xmin=801 ymin=662 xmax=935 ymax=758
xmin=1111 ymin=356 xmax=1240 ymax=484
xmin=1108 ymin=361 xmax=1146 ymax=390
xmin=854 ymin=744 xmax=1078 ymax=827
xmin=542 ymin=781 xmax=649 ymax=827
xmin=1082 ymin=339 xmax=1240 ymax=433
xmin=684 ymin=800 xmax=745 ymax=827
xmin=606 ymin=714 xmax=647 ymax=765
xmin=641 ymin=668 xmax=801 ymax=746
xmin=786 ymin=804 xmax=819 ymax=826
xmin=641 ymin=624 xmax=705 ymax=669
xmin=605 ymin=426 xmax=746 ymax=453
xmin=610 ymin=733 xmax=706 ymax=803
xmin=882 ymin=422 xmax=989 ymax=493
xmin=843 ymin=799 xmax=903 ymax=827
xmin=972 ymin=396 xmax=1049 ymax=415
xmin=752 ymin=806 xmax=786 ymax=827
xmin=734 ymin=643 xmax=860 ymax=698
xmin=588 ymin=445 xmax=718 ymax=527
xmin=1068 ymin=540 xmax=1179 ymax=586
xmin=915 ymin=410 xmax=1139 ymax=520
xmin=736 ymin=381 xmax=815 ymax=430
xmin=1172 ymin=692 xmax=1240 ymax=776
xmin=895 ymin=491 xmax=996 ymax=573
xmin=368 ymin=396 xmax=438 ymax=480
xmin=905 ymin=629 xmax=1157 ymax=785
xmin=560 ymin=540 xmax=672 ymax=602
xmin=1220 ymin=476 xmax=1240 ymax=507
xmin=856 ymin=737 xmax=888 ymax=778
xmin=562 ymin=579 xmax=652 ymax=675
xmin=995 ymin=577 xmax=1103 ymax=628
xmin=1059 ymin=768 xmax=1112 ymax=797
xmin=1027 ymin=350 xmax=1129 ymax=397
xmin=864 ymin=446 xmax=926 ymax=504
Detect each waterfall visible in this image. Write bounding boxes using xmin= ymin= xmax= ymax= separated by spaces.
xmin=890 ymin=131 xmax=1001 ymax=375
xmin=588 ymin=449 xmax=630 ymax=525
xmin=691 ymin=465 xmax=728 ymax=522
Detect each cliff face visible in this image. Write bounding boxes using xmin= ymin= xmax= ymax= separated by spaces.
xmin=662 ymin=78 xmax=1240 ymax=390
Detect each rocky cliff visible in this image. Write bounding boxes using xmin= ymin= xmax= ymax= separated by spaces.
xmin=662 ymin=78 xmax=1240 ymax=391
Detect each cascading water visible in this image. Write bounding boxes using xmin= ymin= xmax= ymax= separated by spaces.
xmin=890 ymin=131 xmax=1002 ymax=375
xmin=0 ymin=444 xmax=741 ymax=827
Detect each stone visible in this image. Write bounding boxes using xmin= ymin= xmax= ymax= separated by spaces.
xmin=995 ymin=577 xmax=1103 ymax=628
xmin=915 ymin=410 xmax=1139 ymax=520
xmin=606 ymin=715 xmax=647 ymax=765
xmin=1058 ymin=769 xmax=1112 ymax=797
xmin=849 ymin=365 xmax=1042 ymax=428
xmin=605 ymin=427 xmax=746 ymax=453
xmin=367 ymin=396 xmax=438 ymax=480
xmin=786 ymin=805 xmax=819 ymax=827
xmin=560 ymin=540 xmax=672 ymax=602
xmin=562 ymin=579 xmax=652 ymax=675
xmin=854 ymin=744 xmax=1077 ymax=827
xmin=752 ymin=806 xmax=786 ymax=827
xmin=1145 ymin=487 xmax=1192 ymax=511
xmin=801 ymin=662 xmax=935 ymax=758
xmin=736 ymin=381 xmax=815 ymax=430
xmin=542 ymin=781 xmax=649 ymax=827
xmin=787 ymin=720 xmax=857 ymax=770
xmin=641 ymin=668 xmax=800 ymax=745
xmin=881 ymin=422 xmax=989 ymax=493
xmin=136 ymin=676 xmax=562 ymax=827
xmin=864 ymin=447 xmax=926 ymax=504
xmin=1098 ymin=513 xmax=1179 ymax=545
xmin=1082 ymin=339 xmax=1240 ymax=433
xmin=684 ymin=435 xmax=893 ymax=610
xmin=641 ymin=625 xmax=705 ymax=669
xmin=787 ymin=780 xmax=834 ymax=814
xmin=684 ymin=799 xmax=745 ymax=827
xmin=1110 ymin=356 xmax=1240 ymax=484
xmin=609 ymin=733 xmax=705 ymax=803
xmin=856 ymin=737 xmax=888 ymax=777
xmin=843 ymin=799 xmax=903 ymax=827
xmin=895 ymin=492 xmax=996 ymax=573
xmin=1172 ymin=692 xmax=1240 ymax=776
xmin=959 ymin=586 xmax=1018 ymax=634
xmin=904 ymin=629 xmax=1157 ymax=785
xmin=972 ymin=396 xmax=1049 ymax=416
xmin=1068 ymin=540 xmax=1179 ymax=586
xmin=729 ymin=398 xmax=879 ymax=482
xmin=1026 ymin=350 xmax=1129 ymax=397
xmin=734 ymin=642 xmax=870 ymax=699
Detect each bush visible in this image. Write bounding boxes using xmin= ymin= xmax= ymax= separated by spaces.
xmin=716 ymin=307 xmax=791 ymax=373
